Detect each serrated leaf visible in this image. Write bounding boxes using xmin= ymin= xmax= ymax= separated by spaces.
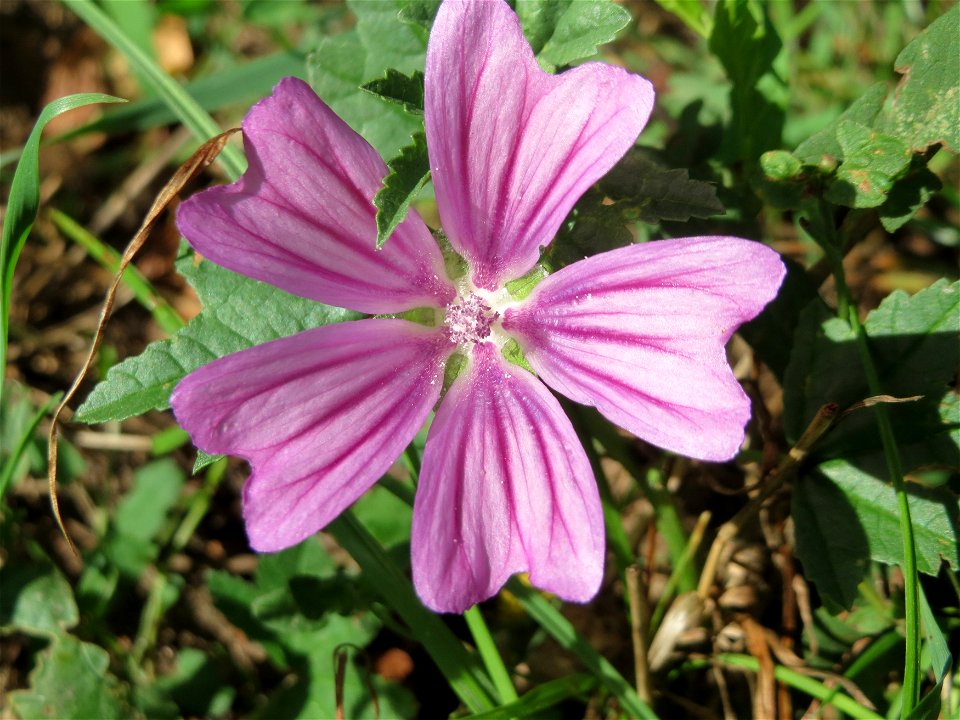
xmin=0 ymin=564 xmax=79 ymax=637
xmin=599 ymin=150 xmax=725 ymax=223
xmin=784 ymin=281 xmax=960 ymax=608
xmin=515 ymin=0 xmax=631 ymax=72
xmin=792 ymin=83 xmax=887 ymax=166
xmin=783 ymin=280 xmax=959 ymax=445
xmin=75 ymin=259 xmax=358 ymax=424
xmin=879 ymin=162 xmax=942 ymax=232
xmin=825 ymin=120 xmax=912 ymax=208
xmin=374 ymin=131 xmax=431 ymax=248
xmin=9 ymin=635 xmax=124 ymax=719
xmin=104 ymin=459 xmax=186 ymax=577
xmin=876 ymin=5 xmax=960 ymax=153
xmin=793 ymin=464 xmax=959 ymax=609
xmin=708 ymin=0 xmax=786 ymax=162
xmin=546 ymin=189 xmax=633 ymax=270
xmin=307 ymin=0 xmax=426 ymax=159
xmin=361 ymin=68 xmax=424 ymax=115
xmin=206 ymin=537 xmax=415 ymax=719
xmin=397 ymin=0 xmax=441 ymax=31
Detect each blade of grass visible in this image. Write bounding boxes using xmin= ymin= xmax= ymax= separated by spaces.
xmin=584 ymin=409 xmax=696 ymax=594
xmin=0 ymin=51 xmax=307 ymax=172
xmin=650 ymin=510 xmax=711 ymax=635
xmin=0 ymin=92 xmax=125 ymax=407
xmin=63 ymin=0 xmax=246 ymax=180
xmin=807 ymin=201 xmax=921 ymax=715
xmin=467 ymin=674 xmax=598 ymax=720
xmin=0 ymin=391 xmax=62 ymax=500
xmin=329 ymin=510 xmax=498 ymax=714
xmin=506 ymin=578 xmax=659 ymax=719
xmin=706 ymin=653 xmax=884 ymax=719
xmin=50 ymin=209 xmax=184 ymax=335
xmin=464 ymin=605 xmax=518 ymax=704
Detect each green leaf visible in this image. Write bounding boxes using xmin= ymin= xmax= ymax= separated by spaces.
xmin=793 ymin=465 xmax=959 ymax=609
xmin=75 ymin=258 xmax=358 ymax=424
xmin=506 ymin=579 xmax=658 ymax=719
xmin=545 ymin=189 xmax=633 ymax=270
xmin=792 ymin=82 xmax=887 ymax=167
xmin=824 ymin=120 xmax=912 ymax=208
xmin=708 ymin=0 xmax=786 ymax=162
xmin=9 ymin=635 xmax=124 ymax=719
xmin=0 ymin=564 xmax=79 ymax=637
xmin=146 ymin=647 xmax=234 ymax=718
xmin=514 ymin=0 xmax=631 ymax=72
xmin=907 ymin=585 xmax=953 ymax=720
xmin=0 ymin=92 xmax=124 ymax=403
xmin=468 ymin=674 xmax=598 ymax=719
xmin=104 ymin=459 xmax=186 ymax=577
xmin=308 ymin=0 xmax=427 ymax=158
xmin=1 ymin=383 xmax=63 ymax=499
xmin=878 ymin=162 xmax=942 ymax=232
xmin=783 ymin=280 xmax=959 ymax=447
xmin=396 ymin=0 xmax=441 ymax=31
xmin=374 ymin=132 xmax=431 ymax=248
xmin=361 ymin=68 xmax=424 ymax=115
xmin=785 ymin=281 xmax=960 ymax=608
xmin=207 ymin=538 xmax=416 ymax=719
xmin=875 ymin=5 xmax=960 ymax=153
xmin=651 ymin=0 xmax=712 ymax=38
xmin=599 ymin=150 xmax=725 ymax=223
xmin=330 ymin=512 xmax=498 ymax=713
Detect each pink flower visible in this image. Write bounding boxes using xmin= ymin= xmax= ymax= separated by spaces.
xmin=171 ymin=0 xmax=785 ymax=613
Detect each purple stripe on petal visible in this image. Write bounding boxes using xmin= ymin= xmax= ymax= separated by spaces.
xmin=171 ymin=319 xmax=452 ymax=552
xmin=502 ymin=237 xmax=786 ymax=461
xmin=412 ymin=342 xmax=604 ymax=613
xmin=424 ymin=0 xmax=655 ymax=290
xmin=177 ymin=77 xmax=454 ymax=315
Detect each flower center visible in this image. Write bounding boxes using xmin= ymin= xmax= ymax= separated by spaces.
xmin=444 ymin=293 xmax=498 ymax=346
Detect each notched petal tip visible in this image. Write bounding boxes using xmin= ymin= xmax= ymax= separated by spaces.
xmin=504 ymin=237 xmax=785 ymax=463
xmin=412 ymin=342 xmax=604 ymax=613
xmin=425 ymin=0 xmax=657 ymax=290
xmin=176 ymin=76 xmax=454 ymax=315
xmin=172 ymin=320 xmax=450 ymax=554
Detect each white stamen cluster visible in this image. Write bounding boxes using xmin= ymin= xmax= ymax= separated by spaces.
xmin=444 ymin=293 xmax=498 ymax=346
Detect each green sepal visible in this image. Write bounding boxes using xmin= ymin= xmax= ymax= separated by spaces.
xmin=505 ymin=264 xmax=549 ymax=301
xmin=501 ymin=338 xmax=535 ymax=375
xmin=399 ymin=307 xmax=442 ymax=327
xmin=442 ymin=352 xmax=468 ymax=394
xmin=434 ymin=228 xmax=469 ymax=282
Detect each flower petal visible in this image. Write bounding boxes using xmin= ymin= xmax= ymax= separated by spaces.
xmin=177 ymin=77 xmax=454 ymax=315
xmin=412 ymin=342 xmax=604 ymax=613
xmin=502 ymin=238 xmax=786 ymax=461
xmin=171 ymin=319 xmax=451 ymax=551
xmin=424 ymin=0 xmax=654 ymax=290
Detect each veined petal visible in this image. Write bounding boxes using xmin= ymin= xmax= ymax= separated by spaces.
xmin=177 ymin=77 xmax=454 ymax=315
xmin=171 ymin=319 xmax=451 ymax=551
xmin=425 ymin=0 xmax=654 ymax=291
xmin=412 ymin=342 xmax=604 ymax=613
xmin=502 ymin=238 xmax=786 ymax=461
